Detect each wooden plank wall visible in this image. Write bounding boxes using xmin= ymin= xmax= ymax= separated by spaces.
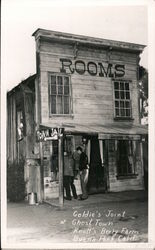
xmin=38 ymin=40 xmax=140 ymax=126
xmin=7 ymin=89 xmax=27 ymax=163
xmin=7 ymin=93 xmax=17 ymax=163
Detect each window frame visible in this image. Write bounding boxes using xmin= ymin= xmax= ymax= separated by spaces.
xmin=48 ymin=72 xmax=73 ymax=116
xmin=116 ymin=139 xmax=137 ymax=178
xmin=113 ymin=79 xmax=133 ymax=120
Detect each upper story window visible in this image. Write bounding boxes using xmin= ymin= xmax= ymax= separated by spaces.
xmin=49 ymin=74 xmax=72 ymax=115
xmin=114 ymin=81 xmax=132 ymax=119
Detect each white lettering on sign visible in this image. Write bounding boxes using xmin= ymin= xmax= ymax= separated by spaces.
xmin=60 ymin=58 xmax=125 ymax=78
xmin=37 ymin=128 xmax=64 ymax=141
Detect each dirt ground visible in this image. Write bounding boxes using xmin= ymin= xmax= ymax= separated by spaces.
xmin=6 ymin=194 xmax=148 ymax=245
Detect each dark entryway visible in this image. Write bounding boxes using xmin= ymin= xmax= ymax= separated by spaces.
xmin=88 ymin=137 xmax=107 ymax=194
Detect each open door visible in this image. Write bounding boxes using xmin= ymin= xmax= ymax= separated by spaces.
xmin=88 ymin=137 xmax=107 ymax=194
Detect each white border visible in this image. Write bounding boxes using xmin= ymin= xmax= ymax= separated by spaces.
xmin=1 ymin=0 xmax=154 ymax=249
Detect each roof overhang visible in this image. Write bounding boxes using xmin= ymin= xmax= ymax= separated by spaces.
xmin=39 ymin=122 xmax=148 ymax=140
xmin=32 ymin=28 xmax=146 ymax=54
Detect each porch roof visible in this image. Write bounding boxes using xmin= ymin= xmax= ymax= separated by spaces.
xmin=40 ymin=122 xmax=148 ymax=137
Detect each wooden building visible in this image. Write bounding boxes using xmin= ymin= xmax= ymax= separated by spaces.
xmin=7 ymin=29 xmax=148 ymax=205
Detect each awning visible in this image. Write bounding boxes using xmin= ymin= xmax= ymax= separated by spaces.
xmin=40 ymin=122 xmax=148 ymax=140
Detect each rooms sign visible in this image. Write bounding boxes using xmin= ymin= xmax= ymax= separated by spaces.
xmin=60 ymin=58 xmax=125 ymax=78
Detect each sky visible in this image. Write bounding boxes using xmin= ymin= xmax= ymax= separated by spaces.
xmin=2 ymin=0 xmax=148 ymax=91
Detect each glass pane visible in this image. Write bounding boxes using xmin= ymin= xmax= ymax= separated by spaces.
xmin=120 ymin=91 xmax=125 ymax=99
xmin=114 ymin=82 xmax=119 ymax=90
xmin=126 ymin=91 xmax=130 ymax=99
xmin=51 ymin=75 xmax=56 ymax=94
xmin=115 ymin=91 xmax=119 ymax=99
xmin=57 ymin=96 xmax=63 ymax=114
xmin=57 ymin=76 xmax=62 ymax=85
xmin=118 ymin=140 xmax=128 ymax=174
xmin=126 ymin=109 xmax=131 ymax=117
xmin=64 ymin=86 xmax=69 ymax=95
xmin=128 ymin=165 xmax=132 ymax=174
xmin=127 ymin=141 xmax=133 ymax=173
xmin=115 ymin=101 xmax=119 ymax=107
xmin=64 ymin=77 xmax=70 ymax=95
xmin=64 ymin=77 xmax=69 ymax=86
xmin=51 ymin=95 xmax=56 ymax=114
xmin=120 ymin=101 xmax=124 ymax=108
xmin=120 ymin=82 xmax=124 ymax=90
xmin=58 ymin=86 xmax=63 ymax=94
xmin=120 ymin=109 xmax=125 ymax=116
xmin=115 ymin=108 xmax=119 ymax=116
xmin=51 ymin=84 xmax=56 ymax=94
xmin=125 ymin=82 xmax=129 ymax=90
xmin=51 ymin=76 xmax=56 ymax=85
xmin=125 ymin=101 xmax=130 ymax=108
xmin=64 ymin=96 xmax=69 ymax=114
xmin=57 ymin=76 xmax=63 ymax=94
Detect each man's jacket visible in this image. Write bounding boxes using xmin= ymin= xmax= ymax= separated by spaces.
xmin=79 ymin=152 xmax=88 ymax=171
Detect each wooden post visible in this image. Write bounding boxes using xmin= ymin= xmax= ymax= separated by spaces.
xmin=99 ymin=140 xmax=104 ymax=165
xmin=58 ymin=135 xmax=64 ymax=207
xmin=39 ymin=141 xmax=44 ymax=203
xmin=132 ymin=140 xmax=137 ymax=174
xmin=12 ymin=94 xmax=17 ymax=161
xmin=17 ymin=141 xmax=19 ymax=164
xmin=49 ymin=141 xmax=53 ymax=178
xmin=105 ymin=140 xmax=110 ymax=191
xmin=140 ymin=141 xmax=144 ymax=188
xmin=87 ymin=140 xmax=91 ymax=164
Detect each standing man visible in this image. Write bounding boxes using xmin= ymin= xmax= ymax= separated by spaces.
xmin=76 ymin=146 xmax=89 ymax=200
xmin=63 ymin=151 xmax=77 ymax=200
xmin=72 ymin=149 xmax=80 ymax=179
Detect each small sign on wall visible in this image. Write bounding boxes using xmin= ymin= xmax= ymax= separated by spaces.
xmin=36 ymin=128 xmax=64 ymax=142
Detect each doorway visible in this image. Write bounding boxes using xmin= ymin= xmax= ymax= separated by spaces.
xmin=88 ymin=137 xmax=107 ymax=194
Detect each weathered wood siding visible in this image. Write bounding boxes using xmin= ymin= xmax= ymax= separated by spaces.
xmin=7 ymin=93 xmax=17 ymax=162
xmin=7 ymin=76 xmax=36 ymax=164
xmin=35 ymin=38 xmax=144 ymax=194
xmin=23 ymin=91 xmax=35 ymax=158
xmin=7 ymin=89 xmax=26 ymax=163
xmin=38 ymin=40 xmax=140 ymax=125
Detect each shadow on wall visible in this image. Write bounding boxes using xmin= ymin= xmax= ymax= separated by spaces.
xmin=7 ymin=158 xmax=26 ymax=202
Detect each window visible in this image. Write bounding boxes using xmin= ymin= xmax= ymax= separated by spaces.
xmin=114 ymin=81 xmax=132 ymax=118
xmin=117 ymin=140 xmax=135 ymax=176
xmin=49 ymin=74 xmax=71 ymax=115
